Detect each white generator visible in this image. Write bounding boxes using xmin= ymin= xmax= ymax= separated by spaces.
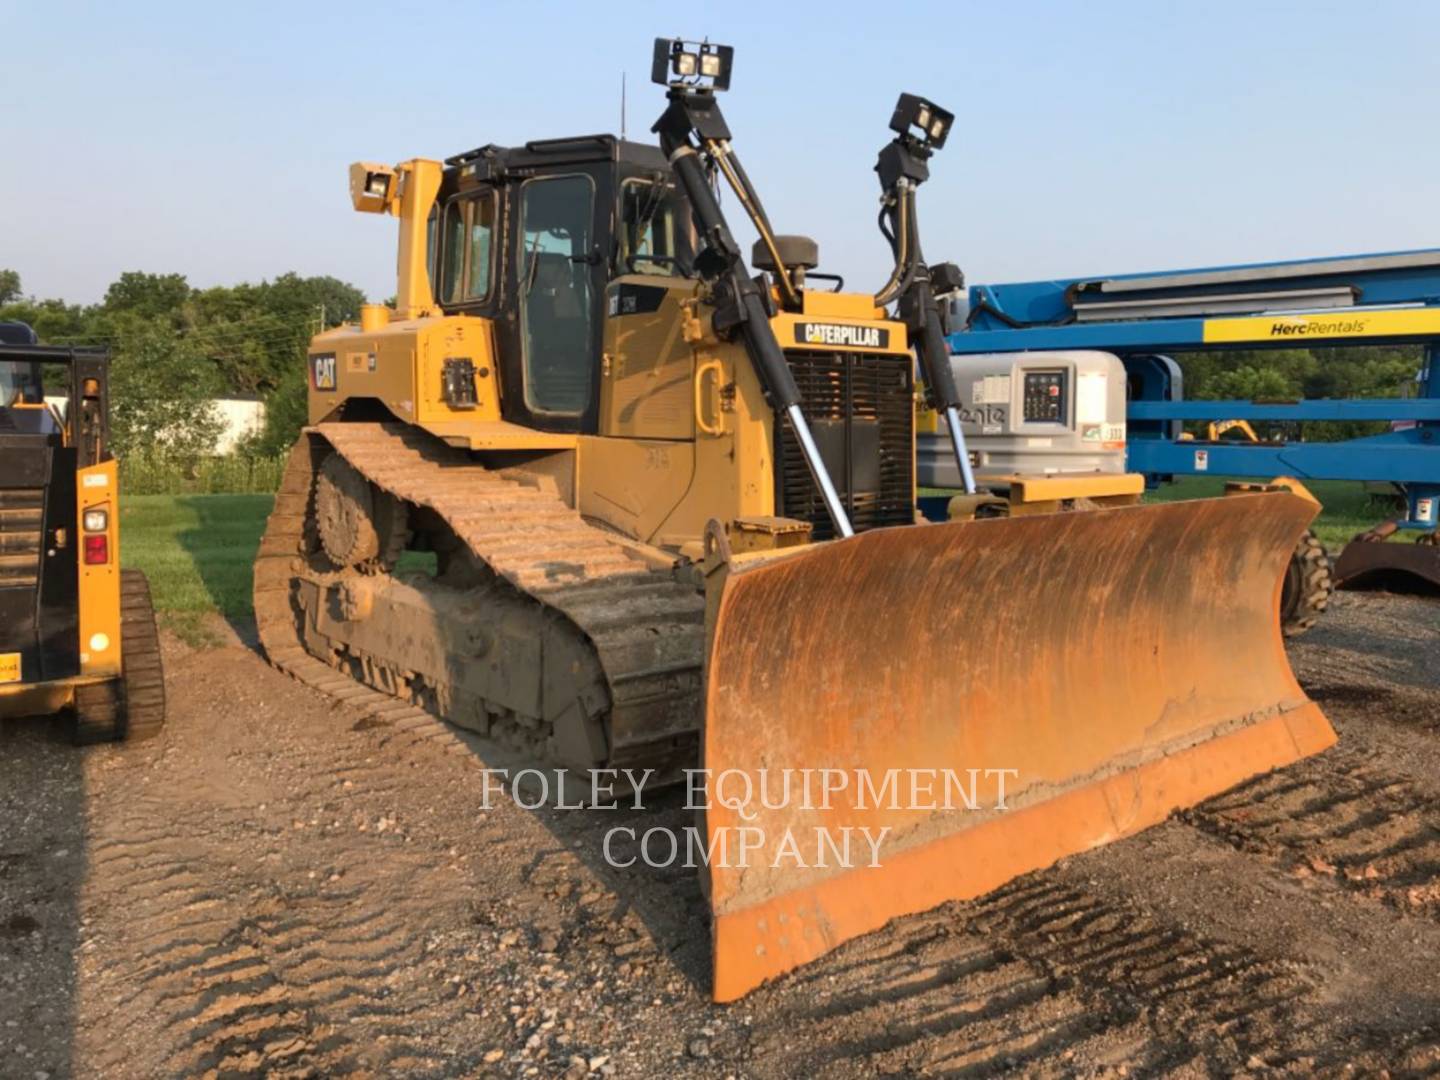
xmin=918 ymin=350 xmax=1129 ymax=489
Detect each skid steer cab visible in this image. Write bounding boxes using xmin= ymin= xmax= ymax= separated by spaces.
xmin=0 ymin=323 xmax=165 ymax=744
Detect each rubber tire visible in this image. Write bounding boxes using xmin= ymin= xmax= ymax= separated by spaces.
xmin=1280 ymin=529 xmax=1333 ymax=638
xmin=71 ymin=569 xmax=167 ymax=744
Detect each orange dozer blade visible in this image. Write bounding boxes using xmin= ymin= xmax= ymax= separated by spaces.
xmin=702 ymin=492 xmax=1335 ymax=1002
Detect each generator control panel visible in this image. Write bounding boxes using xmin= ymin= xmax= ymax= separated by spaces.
xmin=920 ymin=350 xmax=1126 ymax=489
xmin=1023 ymin=370 xmax=1067 ymax=423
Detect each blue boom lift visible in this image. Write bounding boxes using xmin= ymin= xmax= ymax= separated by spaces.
xmin=927 ymin=249 xmax=1440 ymax=630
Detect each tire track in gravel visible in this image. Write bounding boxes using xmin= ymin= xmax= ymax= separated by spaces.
xmin=1184 ymin=747 xmax=1440 ymax=920
xmin=21 ymin=592 xmax=1439 ymax=1078
xmin=68 ymin=659 xmax=518 ymax=1078
xmin=1181 ymin=594 xmax=1440 ymax=925
xmin=745 ymin=874 xmax=1325 ymax=1078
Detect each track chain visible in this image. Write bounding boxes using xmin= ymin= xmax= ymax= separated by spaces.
xmin=254 ymin=422 xmax=706 ymax=772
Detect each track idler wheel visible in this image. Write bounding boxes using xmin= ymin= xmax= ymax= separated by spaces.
xmin=1280 ymin=528 xmax=1333 ymax=637
xmin=315 ymin=452 xmax=408 ymax=570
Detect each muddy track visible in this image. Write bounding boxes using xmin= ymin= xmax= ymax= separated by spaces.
xmin=1 ymin=592 xmax=1437 ymax=1077
xmin=254 ymin=422 xmax=706 ymax=775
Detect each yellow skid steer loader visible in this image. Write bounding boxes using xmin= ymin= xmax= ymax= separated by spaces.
xmin=255 ymin=38 xmax=1333 ymax=1001
xmin=0 ymin=325 xmax=165 ymax=743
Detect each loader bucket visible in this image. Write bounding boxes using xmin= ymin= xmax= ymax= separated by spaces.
xmin=701 ymin=492 xmax=1335 ymax=1001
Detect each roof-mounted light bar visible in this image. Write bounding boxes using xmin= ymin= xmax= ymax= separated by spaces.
xmin=651 ymin=37 xmax=733 ymax=91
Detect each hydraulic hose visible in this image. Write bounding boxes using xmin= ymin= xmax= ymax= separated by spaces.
xmin=872 ymin=185 xmax=912 ymax=307
xmin=708 ymin=140 xmax=800 ymax=310
xmin=886 ymin=182 xmax=976 ymax=493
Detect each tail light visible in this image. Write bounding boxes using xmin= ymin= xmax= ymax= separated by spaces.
xmin=84 ymin=534 xmax=109 ymax=565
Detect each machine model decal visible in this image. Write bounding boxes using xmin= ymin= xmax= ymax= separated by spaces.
xmin=0 ymin=652 xmax=19 ymax=684
xmin=608 ymin=284 xmax=668 ymax=317
xmin=794 ymin=322 xmax=890 ymax=349
xmin=311 ymin=353 xmax=338 ymax=391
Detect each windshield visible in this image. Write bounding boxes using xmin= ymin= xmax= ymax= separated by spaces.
xmin=0 ymin=360 xmax=43 ymax=406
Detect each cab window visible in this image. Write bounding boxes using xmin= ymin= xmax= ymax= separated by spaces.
xmin=425 ymin=205 xmax=439 ymax=298
xmin=619 ymin=179 xmax=684 ymax=275
xmin=440 ymin=202 xmax=464 ymax=304
xmin=439 ymin=192 xmax=497 ymax=305
xmin=465 ymin=196 xmax=495 ymax=300
xmin=0 ymin=360 xmax=43 ymax=406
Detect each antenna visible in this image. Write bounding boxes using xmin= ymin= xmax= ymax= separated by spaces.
xmin=621 ymin=71 xmax=627 ymax=140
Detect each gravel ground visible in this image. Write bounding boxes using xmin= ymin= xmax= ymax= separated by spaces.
xmin=1 ymin=590 xmax=1437 ymax=1078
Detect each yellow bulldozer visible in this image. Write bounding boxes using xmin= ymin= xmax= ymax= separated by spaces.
xmin=0 ymin=324 xmax=166 ymax=743
xmin=255 ymin=38 xmax=1334 ymax=1001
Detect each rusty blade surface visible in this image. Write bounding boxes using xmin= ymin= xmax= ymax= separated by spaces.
xmin=702 ymin=492 xmax=1336 ymax=1001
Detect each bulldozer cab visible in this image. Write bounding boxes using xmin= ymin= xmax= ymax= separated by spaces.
xmin=427 ymin=138 xmax=691 ymax=435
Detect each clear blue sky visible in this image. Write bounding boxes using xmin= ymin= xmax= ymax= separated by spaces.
xmin=3 ymin=0 xmax=1437 ymax=305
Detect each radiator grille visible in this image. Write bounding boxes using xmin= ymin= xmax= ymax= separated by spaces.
xmin=775 ymin=350 xmax=914 ymax=540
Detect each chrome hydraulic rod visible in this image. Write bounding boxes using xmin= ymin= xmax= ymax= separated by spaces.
xmin=785 ymin=403 xmax=855 ymax=538
xmin=943 ymin=405 xmax=977 ymax=495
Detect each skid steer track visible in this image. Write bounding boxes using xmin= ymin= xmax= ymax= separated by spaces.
xmin=254 ymin=422 xmax=706 ymax=775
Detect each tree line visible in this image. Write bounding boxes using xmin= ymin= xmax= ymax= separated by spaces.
xmin=1 ymin=267 xmax=1424 ymax=461
xmin=0 ymin=268 xmax=364 ymax=460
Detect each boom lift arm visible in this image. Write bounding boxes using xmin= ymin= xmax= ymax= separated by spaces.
xmin=951 ymin=249 xmax=1440 ymax=592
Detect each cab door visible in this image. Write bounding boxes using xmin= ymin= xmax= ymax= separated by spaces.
xmin=513 ymin=171 xmax=605 ymax=433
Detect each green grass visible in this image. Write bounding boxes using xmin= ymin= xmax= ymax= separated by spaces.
xmin=120 ymin=492 xmax=430 ymax=644
xmin=121 ymin=493 xmax=273 ymax=642
xmin=121 ymin=455 xmax=286 ymax=495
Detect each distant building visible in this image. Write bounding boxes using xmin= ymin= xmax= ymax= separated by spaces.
xmin=44 ymin=395 xmax=266 ymax=454
xmin=210 ymin=396 xmax=266 ymax=452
